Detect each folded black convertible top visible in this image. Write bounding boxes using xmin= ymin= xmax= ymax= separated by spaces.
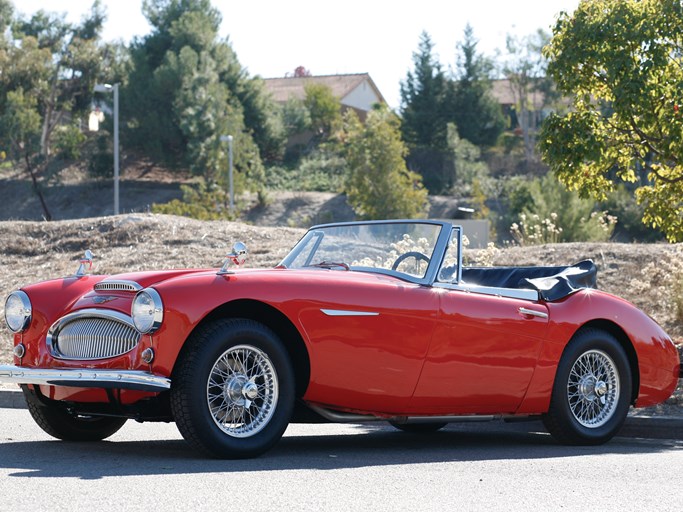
xmin=461 ymin=260 xmax=597 ymax=302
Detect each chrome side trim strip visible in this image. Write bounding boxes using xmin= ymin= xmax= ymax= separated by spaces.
xmin=0 ymin=366 xmax=171 ymax=392
xmin=320 ymin=309 xmax=380 ymax=317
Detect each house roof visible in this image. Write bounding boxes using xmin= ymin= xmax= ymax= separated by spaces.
xmin=263 ymin=73 xmax=386 ymax=106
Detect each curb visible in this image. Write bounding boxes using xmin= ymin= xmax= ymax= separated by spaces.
xmin=617 ymin=415 xmax=683 ymax=441
xmin=1 ymin=388 xmax=682 ymax=441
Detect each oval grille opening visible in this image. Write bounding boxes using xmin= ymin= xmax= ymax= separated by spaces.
xmin=54 ymin=317 xmax=141 ymax=360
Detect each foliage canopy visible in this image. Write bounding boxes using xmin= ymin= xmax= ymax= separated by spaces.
xmin=540 ymin=0 xmax=683 ymax=242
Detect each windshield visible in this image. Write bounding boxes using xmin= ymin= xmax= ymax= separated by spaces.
xmin=280 ymin=221 xmax=445 ymax=280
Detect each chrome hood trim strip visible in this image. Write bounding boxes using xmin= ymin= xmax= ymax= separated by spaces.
xmin=0 ymin=366 xmax=170 ymax=392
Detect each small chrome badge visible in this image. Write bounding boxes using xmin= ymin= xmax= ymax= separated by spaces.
xmin=92 ymin=296 xmax=117 ymax=304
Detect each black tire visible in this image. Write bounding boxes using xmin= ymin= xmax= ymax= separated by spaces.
xmin=542 ymin=328 xmax=632 ymax=445
xmin=170 ymin=318 xmax=295 ymax=459
xmin=24 ymin=393 xmax=126 ymax=441
xmin=389 ymin=421 xmax=447 ymax=433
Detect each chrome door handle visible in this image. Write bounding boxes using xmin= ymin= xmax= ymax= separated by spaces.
xmin=518 ymin=307 xmax=548 ymax=319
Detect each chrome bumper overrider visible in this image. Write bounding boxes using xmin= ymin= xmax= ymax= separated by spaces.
xmin=0 ymin=365 xmax=171 ymax=392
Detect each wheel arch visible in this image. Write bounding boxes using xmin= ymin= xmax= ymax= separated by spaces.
xmin=575 ymin=319 xmax=640 ymax=404
xmin=179 ymin=299 xmax=311 ymax=398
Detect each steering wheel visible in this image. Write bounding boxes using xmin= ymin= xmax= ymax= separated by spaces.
xmin=391 ymin=251 xmax=430 ymax=271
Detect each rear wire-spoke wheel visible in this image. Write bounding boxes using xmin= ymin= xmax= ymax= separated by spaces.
xmin=171 ymin=319 xmax=295 ymax=459
xmin=543 ymin=329 xmax=632 ymax=445
xmin=566 ymin=350 xmax=619 ymax=428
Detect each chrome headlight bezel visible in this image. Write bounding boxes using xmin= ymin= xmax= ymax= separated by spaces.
xmin=5 ymin=291 xmax=32 ymax=333
xmin=131 ymin=288 xmax=163 ymax=334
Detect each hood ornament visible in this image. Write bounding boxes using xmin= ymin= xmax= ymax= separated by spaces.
xmin=218 ymin=242 xmax=248 ymax=275
xmin=75 ymin=250 xmax=94 ymax=277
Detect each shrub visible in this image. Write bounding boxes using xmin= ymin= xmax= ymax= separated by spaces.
xmin=152 ymin=182 xmax=236 ymax=220
xmin=265 ymin=149 xmax=347 ymax=192
xmin=54 ymin=124 xmax=86 ymax=160
xmin=87 ymin=133 xmax=113 ymax=179
xmin=505 ymin=173 xmax=617 ymax=244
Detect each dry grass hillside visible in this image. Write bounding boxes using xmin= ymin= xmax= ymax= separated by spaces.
xmin=1 ymin=213 xmax=681 ymax=343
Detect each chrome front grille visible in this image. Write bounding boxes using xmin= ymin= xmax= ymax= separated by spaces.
xmin=47 ymin=309 xmax=141 ymax=360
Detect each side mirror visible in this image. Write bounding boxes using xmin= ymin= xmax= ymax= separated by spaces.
xmin=218 ymin=242 xmax=248 ymax=275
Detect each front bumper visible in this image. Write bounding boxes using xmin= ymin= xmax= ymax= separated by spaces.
xmin=0 ymin=365 xmax=171 ymax=392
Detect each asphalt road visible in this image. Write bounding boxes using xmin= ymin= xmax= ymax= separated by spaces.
xmin=0 ymin=408 xmax=681 ymax=511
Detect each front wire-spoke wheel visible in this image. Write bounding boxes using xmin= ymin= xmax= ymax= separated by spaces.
xmin=543 ymin=329 xmax=632 ymax=445
xmin=171 ymin=319 xmax=295 ymax=459
xmin=207 ymin=345 xmax=279 ymax=438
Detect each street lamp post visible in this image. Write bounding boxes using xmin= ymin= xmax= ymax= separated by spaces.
xmin=220 ymin=135 xmax=234 ymax=214
xmin=94 ymin=83 xmax=120 ymax=215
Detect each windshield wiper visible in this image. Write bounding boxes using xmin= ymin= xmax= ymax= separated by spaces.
xmin=305 ymin=261 xmax=350 ymax=271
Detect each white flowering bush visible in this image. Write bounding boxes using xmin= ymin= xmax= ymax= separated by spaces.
xmin=510 ymin=211 xmax=616 ymax=246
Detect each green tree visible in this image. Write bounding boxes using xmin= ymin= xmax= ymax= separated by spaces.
xmin=447 ymin=24 xmax=504 ymax=147
xmin=0 ymin=1 xmax=106 ymax=219
xmin=540 ymin=0 xmax=683 ymax=242
xmin=303 ymin=83 xmax=341 ymax=140
xmin=447 ymin=123 xmax=490 ymax=196
xmin=343 ymin=107 xmax=429 ymax=220
xmin=125 ymin=0 xmax=282 ymax=184
xmin=0 ymin=88 xmax=51 ymax=218
xmin=400 ymin=31 xmax=448 ymax=149
xmin=11 ymin=2 xmax=105 ymax=156
xmin=281 ymin=96 xmax=311 ymax=136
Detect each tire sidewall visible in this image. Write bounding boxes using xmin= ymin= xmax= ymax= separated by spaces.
xmin=551 ymin=330 xmax=632 ymax=444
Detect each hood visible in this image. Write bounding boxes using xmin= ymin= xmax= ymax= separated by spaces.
xmin=96 ymin=269 xmax=214 ymax=290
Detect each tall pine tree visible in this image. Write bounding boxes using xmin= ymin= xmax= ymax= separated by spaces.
xmin=400 ymin=31 xmax=449 ymax=150
xmin=446 ymin=24 xmax=504 ymax=147
xmin=124 ymin=0 xmax=284 ymax=183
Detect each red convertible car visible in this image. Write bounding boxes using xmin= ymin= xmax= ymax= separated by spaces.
xmin=1 ymin=220 xmax=680 ymax=458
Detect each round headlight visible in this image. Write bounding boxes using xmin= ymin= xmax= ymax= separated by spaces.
xmin=131 ymin=289 xmax=163 ymax=334
xmin=5 ymin=291 xmax=32 ymax=333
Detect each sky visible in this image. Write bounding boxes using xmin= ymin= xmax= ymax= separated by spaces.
xmin=15 ymin=0 xmax=581 ymax=109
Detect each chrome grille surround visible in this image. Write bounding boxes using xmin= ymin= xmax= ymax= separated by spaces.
xmin=94 ymin=280 xmax=142 ymax=292
xmin=47 ymin=309 xmax=141 ymax=360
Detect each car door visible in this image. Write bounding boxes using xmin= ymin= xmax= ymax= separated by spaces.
xmin=296 ymin=274 xmax=440 ymax=414
xmin=409 ymin=287 xmax=549 ymax=415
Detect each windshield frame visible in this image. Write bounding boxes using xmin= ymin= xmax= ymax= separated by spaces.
xmin=279 ymin=219 xmax=455 ymax=286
